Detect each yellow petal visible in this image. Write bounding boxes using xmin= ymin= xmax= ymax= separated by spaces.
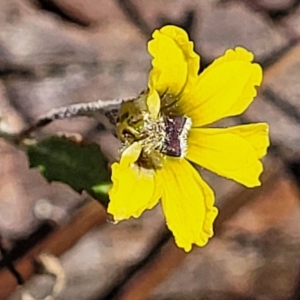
xmin=187 ymin=127 xmax=266 ymax=187
xmin=108 ymin=163 xmax=162 ymax=222
xmin=148 ymin=25 xmax=200 ymax=97
xmin=181 ymin=47 xmax=263 ymax=127
xmin=223 ymin=123 xmax=270 ymax=159
xmin=157 ymin=158 xmax=218 ymax=252
xmin=147 ymin=87 xmax=161 ymax=119
xmin=108 ymin=142 xmax=162 ymax=221
xmin=120 ymin=142 xmax=142 ymax=167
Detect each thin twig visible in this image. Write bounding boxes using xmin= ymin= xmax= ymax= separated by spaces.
xmin=0 ymin=97 xmax=132 ymax=145
xmin=0 ymin=200 xmax=107 ymax=300
xmin=20 ymin=97 xmax=133 ymax=138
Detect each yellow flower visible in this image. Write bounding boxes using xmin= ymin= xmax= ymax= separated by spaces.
xmin=107 ymin=25 xmax=269 ymax=252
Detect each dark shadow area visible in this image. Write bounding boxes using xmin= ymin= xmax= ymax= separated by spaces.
xmin=33 ymin=0 xmax=90 ymax=27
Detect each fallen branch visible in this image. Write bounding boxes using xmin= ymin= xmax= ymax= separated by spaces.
xmin=0 ymin=200 xmax=107 ymax=300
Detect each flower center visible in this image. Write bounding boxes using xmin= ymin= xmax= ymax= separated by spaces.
xmin=163 ymin=115 xmax=192 ymax=158
xmin=116 ymin=96 xmax=192 ymax=169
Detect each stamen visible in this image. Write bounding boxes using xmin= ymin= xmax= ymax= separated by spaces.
xmin=140 ymin=114 xmax=166 ymax=154
xmin=118 ymin=103 xmax=192 ymax=169
xmin=179 ymin=117 xmax=192 ymax=157
xmin=162 ymin=116 xmax=192 ymax=158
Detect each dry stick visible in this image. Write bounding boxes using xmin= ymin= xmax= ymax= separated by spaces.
xmin=0 ymin=200 xmax=107 ymax=300
xmin=2 ymin=96 xmax=136 ymax=147
xmin=214 ymin=158 xmax=282 ymax=229
xmin=19 ymin=97 xmax=133 ymax=139
xmin=115 ymin=155 xmax=284 ymax=300
xmin=115 ymin=240 xmax=185 ymax=300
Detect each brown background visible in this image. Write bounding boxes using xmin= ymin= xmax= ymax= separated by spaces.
xmin=1 ymin=0 xmax=300 ymax=299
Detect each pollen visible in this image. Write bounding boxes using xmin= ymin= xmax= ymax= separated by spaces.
xmin=141 ymin=113 xmax=166 ymax=155
xmin=118 ymin=106 xmax=192 ymax=169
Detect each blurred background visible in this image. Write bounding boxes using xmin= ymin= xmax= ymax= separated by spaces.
xmin=1 ymin=0 xmax=300 ymax=299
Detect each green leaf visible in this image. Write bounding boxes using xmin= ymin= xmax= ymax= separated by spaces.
xmin=26 ymin=136 xmax=111 ymax=205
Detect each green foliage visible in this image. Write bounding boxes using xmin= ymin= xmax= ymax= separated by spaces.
xmin=27 ymin=136 xmax=111 ymax=205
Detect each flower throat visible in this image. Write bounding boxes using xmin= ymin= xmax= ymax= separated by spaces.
xmin=116 ymin=93 xmax=192 ymax=169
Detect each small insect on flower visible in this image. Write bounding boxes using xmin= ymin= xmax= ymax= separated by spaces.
xmin=108 ymin=25 xmax=270 ymax=252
